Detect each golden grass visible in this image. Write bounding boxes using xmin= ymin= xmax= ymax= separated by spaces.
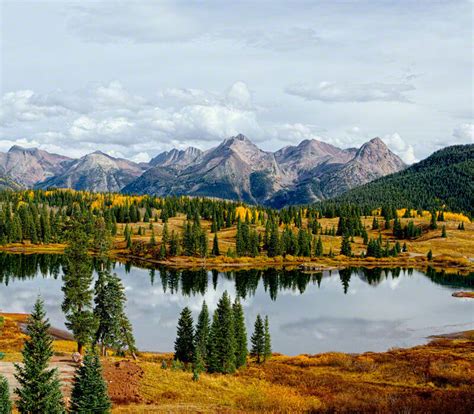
xmin=1 ymin=212 xmax=472 ymax=273
xmin=138 ymin=361 xmax=321 ymax=413
xmin=0 ymin=313 xmax=77 ymax=359
xmin=108 ymin=335 xmax=474 ymax=413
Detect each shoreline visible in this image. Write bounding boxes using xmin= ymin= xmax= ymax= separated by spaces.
xmin=2 ymin=312 xmax=473 ymax=357
xmin=1 ymin=243 xmax=472 ymax=273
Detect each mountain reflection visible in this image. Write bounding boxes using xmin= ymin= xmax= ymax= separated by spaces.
xmin=1 ymin=253 xmax=473 ymax=298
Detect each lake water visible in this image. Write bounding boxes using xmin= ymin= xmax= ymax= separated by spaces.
xmin=1 ymin=253 xmax=473 ymax=355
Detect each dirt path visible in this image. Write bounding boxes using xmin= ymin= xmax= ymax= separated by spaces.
xmin=0 ymin=357 xmax=77 ymax=399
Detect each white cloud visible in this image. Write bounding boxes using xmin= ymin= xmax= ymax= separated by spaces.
xmin=383 ymin=133 xmax=417 ymax=164
xmin=0 ymin=90 xmax=71 ymax=125
xmin=0 ymin=81 xmax=263 ymax=159
xmin=285 ymin=81 xmax=415 ymax=103
xmin=452 ymin=123 xmax=474 ymax=143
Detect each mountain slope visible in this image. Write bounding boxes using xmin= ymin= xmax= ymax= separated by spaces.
xmin=0 ymin=145 xmax=71 ymax=187
xmin=124 ymin=134 xmax=286 ymax=203
xmin=0 ymin=174 xmax=22 ymax=191
xmin=124 ymin=134 xmax=405 ymax=206
xmin=328 ymin=144 xmax=474 ymax=214
xmin=150 ymin=147 xmax=203 ymax=170
xmin=36 ymin=151 xmax=146 ymax=192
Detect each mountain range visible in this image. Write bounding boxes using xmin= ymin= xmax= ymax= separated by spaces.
xmin=0 ymin=135 xmax=406 ymax=206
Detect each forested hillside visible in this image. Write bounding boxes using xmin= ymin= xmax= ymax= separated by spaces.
xmin=325 ymin=145 xmax=474 ymax=216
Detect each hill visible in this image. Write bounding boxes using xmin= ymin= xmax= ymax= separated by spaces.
xmin=326 ymin=144 xmax=474 ymax=215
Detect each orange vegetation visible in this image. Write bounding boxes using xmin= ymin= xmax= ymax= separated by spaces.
xmin=109 ymin=334 xmax=474 ymax=413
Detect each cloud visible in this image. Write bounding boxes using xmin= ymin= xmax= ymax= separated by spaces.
xmin=67 ymin=2 xmax=203 ymax=43
xmin=280 ymin=316 xmax=407 ymax=341
xmin=0 ymin=90 xmax=72 ymax=125
xmin=452 ymin=123 xmax=474 ymax=143
xmin=0 ymin=81 xmax=263 ymax=159
xmin=383 ymin=133 xmax=417 ymax=164
xmin=221 ymin=26 xmax=322 ymax=51
xmin=285 ymin=81 xmax=415 ymax=103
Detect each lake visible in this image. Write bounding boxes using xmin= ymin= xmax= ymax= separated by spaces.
xmin=0 ymin=253 xmax=473 ymax=355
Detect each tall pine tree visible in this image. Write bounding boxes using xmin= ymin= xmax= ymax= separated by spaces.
xmin=14 ymin=298 xmax=65 ymax=414
xmin=233 ymin=298 xmax=248 ymax=369
xmin=174 ymin=307 xmax=195 ymax=363
xmin=70 ymin=351 xmax=111 ymax=413
xmin=250 ymin=314 xmax=265 ymax=364
xmin=194 ymin=301 xmax=210 ymax=365
xmin=62 ymin=220 xmax=95 ymax=354
xmin=207 ymin=291 xmax=236 ymax=373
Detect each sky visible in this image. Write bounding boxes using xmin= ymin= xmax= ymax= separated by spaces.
xmin=0 ymin=0 xmax=472 ymax=163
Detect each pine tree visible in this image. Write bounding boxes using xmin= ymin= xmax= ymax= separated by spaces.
xmin=233 ymin=298 xmax=248 ymax=369
xmin=441 ymin=225 xmax=447 ymax=238
xmin=0 ymin=374 xmax=12 ymax=414
xmin=62 ymin=221 xmax=95 ymax=354
xmin=427 ymin=249 xmax=433 ymax=260
xmin=212 ymin=233 xmax=220 ymax=256
xmin=174 ymin=307 xmax=195 ymax=363
xmin=314 ymin=236 xmax=323 ymax=257
xmin=149 ymin=228 xmax=156 ymax=247
xmin=250 ymin=314 xmax=265 ymax=364
xmin=207 ymin=291 xmax=236 ymax=373
xmin=264 ymin=315 xmax=272 ymax=361
xmin=340 ymin=233 xmax=352 ymax=256
xmin=70 ymin=351 xmax=111 ymax=414
xmin=94 ymin=272 xmax=137 ymax=358
xmin=14 ymin=298 xmax=65 ymax=414
xmin=194 ymin=301 xmax=210 ymax=365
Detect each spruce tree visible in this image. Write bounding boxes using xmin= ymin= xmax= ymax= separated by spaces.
xmin=174 ymin=307 xmax=195 ymax=363
xmin=62 ymin=221 xmax=95 ymax=354
xmin=340 ymin=233 xmax=352 ymax=256
xmin=233 ymin=298 xmax=248 ymax=369
xmin=0 ymin=374 xmax=12 ymax=414
xmin=441 ymin=225 xmax=447 ymax=238
xmin=70 ymin=351 xmax=111 ymax=414
xmin=264 ymin=315 xmax=272 ymax=361
xmin=94 ymin=272 xmax=137 ymax=358
xmin=14 ymin=298 xmax=65 ymax=414
xmin=314 ymin=236 xmax=323 ymax=257
xmin=207 ymin=291 xmax=236 ymax=373
xmin=427 ymin=249 xmax=433 ymax=261
xmin=212 ymin=233 xmax=220 ymax=256
xmin=250 ymin=314 xmax=265 ymax=364
xmin=194 ymin=301 xmax=210 ymax=365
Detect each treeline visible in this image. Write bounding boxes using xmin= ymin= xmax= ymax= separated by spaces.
xmin=171 ymin=292 xmax=271 ymax=379
xmin=0 ymin=189 xmax=467 ymax=260
xmin=322 ymin=144 xmax=474 ymax=216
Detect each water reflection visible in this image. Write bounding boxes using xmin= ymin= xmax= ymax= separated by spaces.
xmin=1 ymin=253 xmax=473 ymax=297
xmin=1 ymin=253 xmax=473 ymax=355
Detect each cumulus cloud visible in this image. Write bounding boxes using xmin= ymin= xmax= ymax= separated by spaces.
xmin=452 ymin=123 xmax=474 ymax=143
xmin=285 ymin=81 xmax=415 ymax=103
xmin=0 ymin=90 xmax=72 ymax=125
xmin=383 ymin=133 xmax=417 ymax=164
xmin=1 ymin=79 xmax=423 ymax=162
xmin=0 ymin=81 xmax=264 ymax=160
